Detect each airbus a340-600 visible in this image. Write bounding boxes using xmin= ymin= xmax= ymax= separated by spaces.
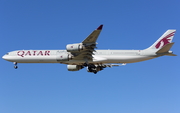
xmin=2 ymin=25 xmax=176 ymax=74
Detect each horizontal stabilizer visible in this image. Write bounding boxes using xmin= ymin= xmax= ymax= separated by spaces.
xmin=166 ymin=53 xmax=177 ymax=56
xmin=156 ymin=42 xmax=174 ymax=53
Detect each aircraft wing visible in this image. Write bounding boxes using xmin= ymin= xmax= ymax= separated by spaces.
xmin=82 ymin=25 xmax=103 ymax=44
xmin=70 ymin=25 xmax=103 ymax=61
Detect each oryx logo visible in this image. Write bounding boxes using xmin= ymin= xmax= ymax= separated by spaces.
xmin=155 ymin=32 xmax=175 ymax=49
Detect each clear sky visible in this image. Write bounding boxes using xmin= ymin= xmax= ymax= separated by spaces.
xmin=1 ymin=0 xmax=180 ymax=113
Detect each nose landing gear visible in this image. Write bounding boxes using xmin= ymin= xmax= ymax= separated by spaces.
xmin=13 ymin=62 xmax=18 ymax=69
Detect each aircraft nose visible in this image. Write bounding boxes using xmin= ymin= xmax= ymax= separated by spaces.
xmin=2 ymin=55 xmax=7 ymax=60
xmin=2 ymin=54 xmax=16 ymax=62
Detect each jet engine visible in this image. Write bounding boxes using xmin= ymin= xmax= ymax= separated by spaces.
xmin=67 ymin=65 xmax=83 ymax=71
xmin=66 ymin=43 xmax=84 ymax=52
xmin=57 ymin=53 xmax=73 ymax=61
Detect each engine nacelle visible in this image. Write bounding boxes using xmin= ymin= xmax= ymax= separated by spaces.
xmin=66 ymin=43 xmax=84 ymax=52
xmin=57 ymin=53 xmax=73 ymax=61
xmin=67 ymin=65 xmax=83 ymax=71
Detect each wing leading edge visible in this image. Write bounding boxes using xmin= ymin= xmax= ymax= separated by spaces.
xmin=82 ymin=24 xmax=103 ymax=44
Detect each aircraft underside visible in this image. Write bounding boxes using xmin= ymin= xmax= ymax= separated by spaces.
xmin=5 ymin=55 xmax=156 ymax=74
xmin=8 ymin=55 xmax=156 ymax=64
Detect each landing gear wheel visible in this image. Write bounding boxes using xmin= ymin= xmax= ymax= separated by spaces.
xmin=14 ymin=65 xmax=18 ymax=69
xmin=13 ymin=62 xmax=18 ymax=69
xmin=83 ymin=63 xmax=88 ymax=67
xmin=13 ymin=62 xmax=17 ymax=65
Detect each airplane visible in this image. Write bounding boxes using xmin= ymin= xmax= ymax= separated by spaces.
xmin=2 ymin=25 xmax=176 ymax=74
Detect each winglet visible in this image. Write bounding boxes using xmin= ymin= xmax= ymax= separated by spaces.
xmin=97 ymin=24 xmax=103 ymax=30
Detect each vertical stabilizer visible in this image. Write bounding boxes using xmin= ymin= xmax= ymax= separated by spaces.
xmin=147 ymin=30 xmax=176 ymax=50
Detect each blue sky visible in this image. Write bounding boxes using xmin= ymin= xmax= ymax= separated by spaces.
xmin=1 ymin=0 xmax=180 ymax=113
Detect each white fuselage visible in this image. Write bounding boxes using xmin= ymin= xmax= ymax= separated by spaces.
xmin=2 ymin=26 xmax=176 ymax=73
xmin=2 ymin=49 xmax=157 ymax=65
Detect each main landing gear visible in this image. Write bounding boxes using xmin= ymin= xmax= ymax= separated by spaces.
xmin=83 ymin=63 xmax=98 ymax=74
xmin=88 ymin=64 xmax=97 ymax=74
xmin=13 ymin=62 xmax=18 ymax=69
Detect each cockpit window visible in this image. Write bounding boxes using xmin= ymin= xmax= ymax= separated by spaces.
xmin=6 ymin=53 xmax=9 ymax=55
